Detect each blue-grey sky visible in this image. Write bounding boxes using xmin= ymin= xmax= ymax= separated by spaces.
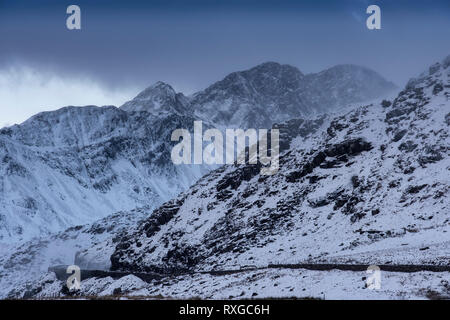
xmin=1 ymin=0 xmax=450 ymax=126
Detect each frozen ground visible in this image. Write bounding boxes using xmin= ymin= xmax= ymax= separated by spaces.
xmin=21 ymin=267 xmax=450 ymax=300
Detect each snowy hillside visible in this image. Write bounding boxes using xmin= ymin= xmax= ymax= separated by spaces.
xmin=1 ymin=56 xmax=448 ymax=300
xmin=0 ymin=61 xmax=394 ymax=242
xmin=0 ymin=105 xmax=209 ymax=242
xmin=0 ymin=207 xmax=148 ymax=298
xmin=110 ymin=56 xmax=449 ymax=274
xmin=22 ymin=267 xmax=450 ymax=300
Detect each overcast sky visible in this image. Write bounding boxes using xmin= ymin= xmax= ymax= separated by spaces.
xmin=1 ymin=0 xmax=450 ymax=127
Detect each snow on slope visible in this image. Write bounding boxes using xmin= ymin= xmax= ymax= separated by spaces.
xmin=0 ymin=62 xmax=395 ymax=243
xmin=1 ymin=56 xmax=448 ymax=300
xmin=0 ymin=105 xmax=210 ymax=242
xmin=23 ymin=268 xmax=450 ymax=300
xmin=110 ymin=56 xmax=449 ymax=274
xmin=0 ymin=114 xmax=329 ymax=299
xmin=121 ymin=81 xmax=189 ymax=115
xmin=0 ymin=207 xmax=148 ymax=298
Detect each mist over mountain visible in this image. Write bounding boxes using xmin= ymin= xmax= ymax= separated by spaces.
xmin=191 ymin=62 xmax=396 ymax=128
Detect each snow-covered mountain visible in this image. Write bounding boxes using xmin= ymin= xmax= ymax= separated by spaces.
xmin=0 ymin=56 xmax=448 ymax=299
xmin=0 ymin=62 xmax=395 ymax=242
xmin=0 ymin=104 xmax=208 ymax=242
xmin=121 ymin=81 xmax=189 ymax=115
xmin=109 ymin=56 xmax=449 ymax=274
xmin=191 ymin=62 xmax=396 ymax=128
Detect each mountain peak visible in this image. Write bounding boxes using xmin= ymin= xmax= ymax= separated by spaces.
xmin=315 ymin=64 xmax=393 ymax=81
xmin=215 ymin=61 xmax=304 ymax=86
xmin=191 ymin=61 xmax=395 ymax=128
xmin=302 ymin=64 xmax=397 ymax=106
xmin=243 ymin=61 xmax=304 ymax=79
xmin=121 ymin=81 xmax=187 ymax=114
xmin=250 ymin=61 xmax=301 ymax=72
xmin=133 ymin=81 xmax=176 ymax=101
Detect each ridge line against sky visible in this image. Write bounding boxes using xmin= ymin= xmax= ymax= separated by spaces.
xmin=1 ymin=0 xmax=450 ymax=127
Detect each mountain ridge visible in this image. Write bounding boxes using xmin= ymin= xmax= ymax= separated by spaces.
xmin=120 ymin=61 xmax=396 ymax=128
xmin=0 ymin=61 xmax=397 ymax=242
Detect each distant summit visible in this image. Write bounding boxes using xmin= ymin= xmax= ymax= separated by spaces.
xmin=122 ymin=61 xmax=396 ymax=129
xmin=121 ymin=81 xmax=188 ymax=115
xmin=190 ymin=61 xmax=396 ymax=128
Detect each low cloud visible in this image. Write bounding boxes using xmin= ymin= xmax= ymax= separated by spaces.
xmin=0 ymin=65 xmax=138 ymax=127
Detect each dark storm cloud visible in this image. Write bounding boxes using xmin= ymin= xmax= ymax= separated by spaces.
xmin=1 ymin=0 xmax=450 ymax=93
